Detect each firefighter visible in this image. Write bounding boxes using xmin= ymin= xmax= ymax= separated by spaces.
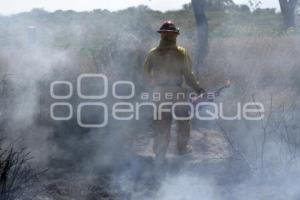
xmin=144 ymin=21 xmax=206 ymax=161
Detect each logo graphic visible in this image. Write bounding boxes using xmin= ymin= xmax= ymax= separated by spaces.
xmin=50 ymin=74 xmax=265 ymax=128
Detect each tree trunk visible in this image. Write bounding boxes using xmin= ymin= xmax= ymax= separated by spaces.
xmin=284 ymin=10 xmax=296 ymax=29
xmin=191 ymin=0 xmax=208 ymax=74
xmin=279 ymin=0 xmax=298 ymax=30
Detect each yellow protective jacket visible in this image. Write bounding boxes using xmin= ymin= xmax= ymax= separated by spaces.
xmin=144 ymin=41 xmax=204 ymax=93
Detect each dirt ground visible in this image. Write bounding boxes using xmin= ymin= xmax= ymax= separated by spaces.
xmin=34 ymin=127 xmax=234 ymax=200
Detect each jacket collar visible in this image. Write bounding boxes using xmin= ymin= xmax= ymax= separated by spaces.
xmin=158 ymin=39 xmax=177 ymax=49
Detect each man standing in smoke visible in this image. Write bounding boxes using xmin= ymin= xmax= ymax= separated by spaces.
xmin=144 ymin=21 xmax=206 ymax=161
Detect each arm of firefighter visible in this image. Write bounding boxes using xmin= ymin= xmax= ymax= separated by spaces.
xmin=143 ymin=53 xmax=153 ymax=87
xmin=182 ymin=51 xmax=205 ymax=94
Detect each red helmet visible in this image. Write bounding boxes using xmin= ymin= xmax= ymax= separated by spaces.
xmin=157 ymin=21 xmax=180 ymax=34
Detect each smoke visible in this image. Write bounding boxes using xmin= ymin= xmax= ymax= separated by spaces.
xmin=0 ymin=30 xmax=75 ymax=167
xmin=0 ymin=6 xmax=300 ymax=200
xmin=155 ymin=174 xmax=219 ymax=200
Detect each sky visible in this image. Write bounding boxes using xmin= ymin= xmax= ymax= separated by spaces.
xmin=0 ymin=0 xmax=280 ymax=15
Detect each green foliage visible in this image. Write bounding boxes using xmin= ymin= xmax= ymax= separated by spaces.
xmin=0 ymin=5 xmax=298 ymax=49
xmin=206 ymin=0 xmax=235 ymax=11
xmin=183 ymin=0 xmax=235 ymax=11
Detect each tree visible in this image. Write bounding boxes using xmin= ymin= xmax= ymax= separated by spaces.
xmin=206 ymin=0 xmax=234 ymax=11
xmin=279 ymin=0 xmax=298 ymax=30
xmin=248 ymin=0 xmax=262 ymax=10
xmin=191 ymin=0 xmax=209 ymax=73
xmin=191 ymin=0 xmax=235 ymax=73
